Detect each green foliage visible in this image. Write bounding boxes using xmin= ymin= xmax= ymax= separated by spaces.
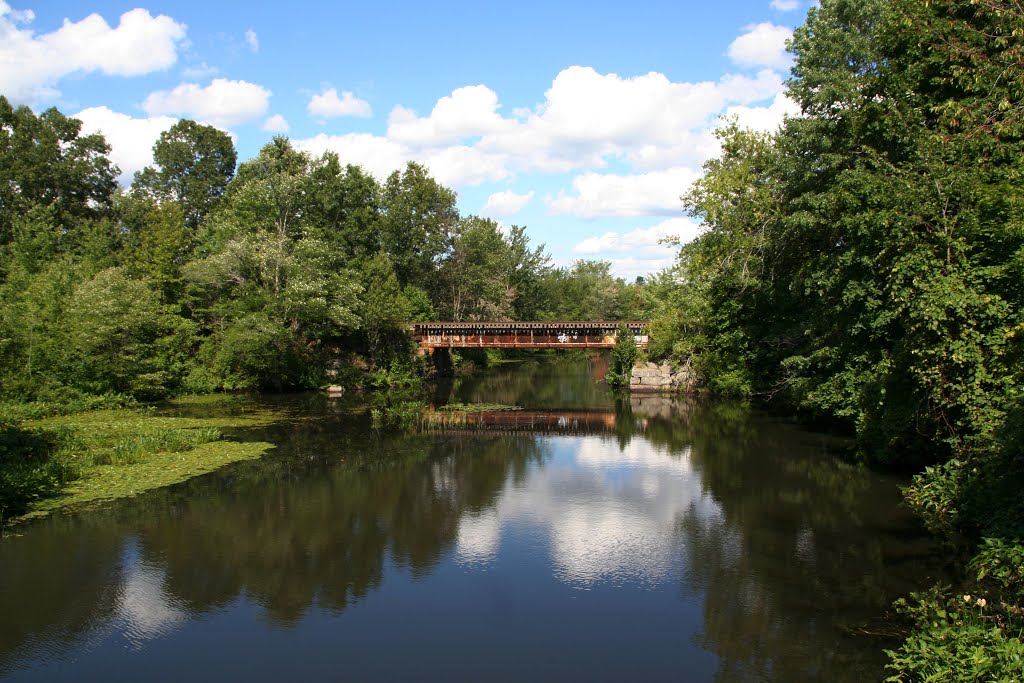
xmin=65 ymin=267 xmax=193 ymax=398
xmin=381 ymin=161 xmax=458 ymax=289
xmin=972 ymin=539 xmax=1024 ymax=603
xmin=885 ymin=586 xmax=1024 ymax=683
xmin=133 ymin=119 xmax=236 ymax=234
xmin=904 ymin=458 xmax=966 ymax=536
xmin=653 ymin=0 xmax=1024 ymax=463
xmin=105 ymin=427 xmax=222 ymax=466
xmin=366 ymin=356 xmax=423 ymax=390
xmin=0 ymin=423 xmax=76 ymax=517
xmin=606 ymin=324 xmax=639 ymax=389
xmin=0 ymin=96 xmax=117 ymax=250
xmin=537 ymin=260 xmax=639 ymax=321
xmin=359 ymin=251 xmax=412 ymax=366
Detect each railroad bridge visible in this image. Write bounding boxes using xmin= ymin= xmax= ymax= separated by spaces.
xmin=410 ymin=321 xmax=649 ymax=350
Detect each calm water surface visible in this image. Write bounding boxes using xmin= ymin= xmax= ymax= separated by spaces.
xmin=0 ymin=357 xmax=945 ymax=682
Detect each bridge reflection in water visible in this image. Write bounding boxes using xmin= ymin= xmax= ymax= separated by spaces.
xmin=424 ymin=395 xmax=683 ymax=436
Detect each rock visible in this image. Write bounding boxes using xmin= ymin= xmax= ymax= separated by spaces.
xmin=326 ymin=385 xmax=344 ymax=394
xmin=629 ymin=360 xmax=699 ymax=392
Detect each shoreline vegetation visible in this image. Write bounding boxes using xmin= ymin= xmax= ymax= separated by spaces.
xmin=0 ymin=394 xmax=282 ymax=528
xmin=2 ymin=0 xmax=1023 ymax=677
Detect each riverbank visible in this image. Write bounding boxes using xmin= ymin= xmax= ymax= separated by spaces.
xmin=0 ymin=396 xmax=284 ymax=527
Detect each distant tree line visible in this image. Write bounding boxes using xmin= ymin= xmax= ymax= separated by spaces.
xmin=0 ymin=99 xmax=648 ymax=398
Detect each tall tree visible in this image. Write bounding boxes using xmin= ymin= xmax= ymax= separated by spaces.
xmin=359 ymin=251 xmax=412 ymax=366
xmin=0 ymin=96 xmax=118 ymax=255
xmin=133 ymin=119 xmax=236 ymax=235
xmin=305 ymin=153 xmax=383 ymax=265
xmin=381 ymin=162 xmax=459 ymax=292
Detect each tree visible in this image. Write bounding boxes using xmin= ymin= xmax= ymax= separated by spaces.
xmin=305 ymin=153 xmax=383 ymax=264
xmin=133 ymin=119 xmax=237 ymax=234
xmin=0 ymin=96 xmax=118 ymax=254
xmin=359 ymin=251 xmax=412 ymax=366
xmin=381 ymin=162 xmax=459 ymax=292
xmin=64 ymin=267 xmax=193 ymax=398
xmin=183 ymin=138 xmax=361 ymax=390
xmin=606 ymin=324 xmax=639 ymax=389
xmin=538 ymin=260 xmax=628 ymax=321
xmin=440 ymin=217 xmax=509 ymax=321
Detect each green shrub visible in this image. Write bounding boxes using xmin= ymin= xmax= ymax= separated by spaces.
xmin=885 ymin=586 xmax=1024 ymax=682
xmin=606 ymin=324 xmax=639 ymax=389
xmin=0 ymin=424 xmax=78 ymax=517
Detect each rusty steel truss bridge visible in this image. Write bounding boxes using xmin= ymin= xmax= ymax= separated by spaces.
xmin=410 ymin=321 xmax=650 ymax=350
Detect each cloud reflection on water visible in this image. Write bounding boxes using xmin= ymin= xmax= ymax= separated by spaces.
xmin=455 ymin=435 xmax=722 ymax=588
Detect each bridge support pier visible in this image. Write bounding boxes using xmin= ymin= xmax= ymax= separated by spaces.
xmin=430 ymin=347 xmax=453 ymax=377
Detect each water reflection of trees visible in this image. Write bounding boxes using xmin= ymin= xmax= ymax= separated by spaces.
xmin=139 ymin=432 xmax=545 ymax=624
xmin=0 ymin=427 xmax=547 ymax=670
xmin=0 ymin=389 xmax=945 ymax=683
xmin=662 ymin=404 xmax=944 ymax=682
xmin=0 ymin=515 xmax=124 ymax=675
xmin=442 ymin=355 xmax=616 ymax=410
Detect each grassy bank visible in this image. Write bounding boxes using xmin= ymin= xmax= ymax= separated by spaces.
xmin=1 ymin=396 xmax=281 ymax=526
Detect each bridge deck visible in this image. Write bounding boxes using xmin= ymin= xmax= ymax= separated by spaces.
xmin=411 ymin=321 xmax=650 ymax=349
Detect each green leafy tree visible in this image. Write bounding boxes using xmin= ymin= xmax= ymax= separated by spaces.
xmin=606 ymin=324 xmax=639 ymax=389
xmin=305 ymin=153 xmax=383 ymax=264
xmin=133 ymin=119 xmax=237 ymax=234
xmin=538 ymin=260 xmax=628 ymax=321
xmin=64 ymin=267 xmax=193 ymax=398
xmin=184 ymin=138 xmax=361 ymax=390
xmin=381 ymin=161 xmax=459 ymax=292
xmin=359 ymin=251 xmax=412 ymax=366
xmin=0 ymin=96 xmax=117 ymax=257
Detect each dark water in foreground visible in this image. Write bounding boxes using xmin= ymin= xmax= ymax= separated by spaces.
xmin=0 ymin=357 xmax=945 ymax=682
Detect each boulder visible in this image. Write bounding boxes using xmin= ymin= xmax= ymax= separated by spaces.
xmin=629 ymin=360 xmax=698 ymax=392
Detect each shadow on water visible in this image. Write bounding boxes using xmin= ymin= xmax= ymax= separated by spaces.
xmin=0 ymin=357 xmax=946 ymax=682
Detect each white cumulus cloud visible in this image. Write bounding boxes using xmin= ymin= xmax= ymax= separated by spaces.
xmin=388 ymin=85 xmax=514 ymax=146
xmin=725 ymin=92 xmax=800 ymax=132
xmin=727 ymin=22 xmax=793 ymax=69
xmin=422 ymin=144 xmax=509 ymax=187
xmin=481 ymin=190 xmax=534 ymax=218
xmin=572 ymin=217 xmax=704 ymax=280
xmin=261 ymin=114 xmax=289 ymax=133
xmin=307 ymin=87 xmax=372 ymax=119
xmin=74 ymin=106 xmax=179 ymax=183
xmin=295 ymin=132 xmax=410 ymax=180
xmin=295 ymin=64 xmax=789 ymax=199
xmin=547 ymin=167 xmax=701 ymax=218
xmin=573 ymin=217 xmax=703 ymax=256
xmin=244 ymin=29 xmax=258 ymax=52
xmin=771 ymin=0 xmax=801 ymax=10
xmin=142 ymin=78 xmax=271 ymax=127
xmin=0 ymin=3 xmax=187 ymax=103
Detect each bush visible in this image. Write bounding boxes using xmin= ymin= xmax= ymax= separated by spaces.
xmin=606 ymin=324 xmax=639 ymax=389
xmin=885 ymin=586 xmax=1024 ymax=682
xmin=0 ymin=423 xmax=78 ymax=518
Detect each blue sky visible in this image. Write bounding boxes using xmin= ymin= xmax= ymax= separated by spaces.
xmin=1 ymin=0 xmax=806 ymax=279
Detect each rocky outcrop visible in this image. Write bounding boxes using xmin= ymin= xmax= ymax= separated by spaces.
xmin=629 ymin=360 xmax=698 ymax=392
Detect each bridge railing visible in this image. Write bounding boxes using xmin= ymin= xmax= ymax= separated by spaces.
xmin=409 ymin=321 xmax=650 ymax=349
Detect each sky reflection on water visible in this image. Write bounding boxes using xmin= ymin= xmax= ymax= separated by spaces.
xmin=0 ymin=360 xmax=946 ymax=682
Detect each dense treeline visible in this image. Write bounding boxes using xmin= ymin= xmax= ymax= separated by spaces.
xmin=646 ymin=0 xmax=1023 ymax=677
xmin=0 ymin=101 xmax=645 ymax=400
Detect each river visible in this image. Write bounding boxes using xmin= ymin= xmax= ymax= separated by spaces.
xmin=0 ymin=356 xmax=945 ymax=682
